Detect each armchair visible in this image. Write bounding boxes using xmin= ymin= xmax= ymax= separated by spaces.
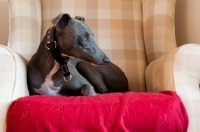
xmin=0 ymin=0 xmax=199 ymax=131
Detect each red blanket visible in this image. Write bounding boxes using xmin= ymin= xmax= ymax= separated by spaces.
xmin=6 ymin=91 xmax=188 ymax=132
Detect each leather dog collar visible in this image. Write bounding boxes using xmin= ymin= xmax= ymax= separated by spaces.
xmin=45 ymin=26 xmax=56 ymax=47
xmin=45 ymin=26 xmax=72 ymax=82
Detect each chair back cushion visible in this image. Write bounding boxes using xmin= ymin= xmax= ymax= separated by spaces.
xmin=41 ymin=0 xmax=147 ymax=91
xmin=8 ymin=0 xmax=177 ymax=92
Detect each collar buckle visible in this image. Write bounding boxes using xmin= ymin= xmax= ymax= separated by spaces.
xmin=45 ymin=41 xmax=57 ymax=50
xmin=61 ymin=64 xmax=69 ymax=73
xmin=63 ymin=74 xmax=72 ymax=82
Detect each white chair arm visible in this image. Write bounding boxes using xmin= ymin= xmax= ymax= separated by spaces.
xmin=173 ymin=44 xmax=200 ymax=132
xmin=146 ymin=43 xmax=200 ymax=132
xmin=0 ymin=45 xmax=29 ymax=131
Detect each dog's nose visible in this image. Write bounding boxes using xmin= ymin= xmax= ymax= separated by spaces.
xmin=103 ymin=57 xmax=110 ymax=65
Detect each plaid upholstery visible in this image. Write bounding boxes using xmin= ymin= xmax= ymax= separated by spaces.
xmin=0 ymin=45 xmax=29 ymax=132
xmin=145 ymin=48 xmax=178 ymax=92
xmin=143 ymin=0 xmax=177 ymax=64
xmin=146 ymin=44 xmax=200 ymax=131
xmin=41 ymin=0 xmax=147 ymax=91
xmin=4 ymin=0 xmax=200 ymax=131
xmin=8 ymin=0 xmax=41 ymax=62
xmin=0 ymin=45 xmax=14 ymax=132
xmin=173 ymin=44 xmax=200 ymax=132
xmin=7 ymin=0 xmax=178 ymax=92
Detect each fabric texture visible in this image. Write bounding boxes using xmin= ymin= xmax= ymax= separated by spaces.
xmin=143 ymin=0 xmax=177 ymax=64
xmin=6 ymin=91 xmax=188 ymax=132
xmin=41 ymin=0 xmax=147 ymax=92
xmin=4 ymin=0 xmax=198 ymax=131
xmin=145 ymin=44 xmax=200 ymax=131
xmin=7 ymin=0 xmax=178 ymax=92
xmin=173 ymin=44 xmax=200 ymax=131
xmin=8 ymin=0 xmax=41 ymax=62
xmin=0 ymin=45 xmax=29 ymax=132
xmin=145 ymin=48 xmax=178 ymax=92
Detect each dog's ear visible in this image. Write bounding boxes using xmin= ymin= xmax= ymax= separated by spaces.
xmin=75 ymin=16 xmax=85 ymax=22
xmin=51 ymin=13 xmax=72 ymax=28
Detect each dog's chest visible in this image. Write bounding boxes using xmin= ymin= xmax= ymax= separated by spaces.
xmin=34 ymin=61 xmax=62 ymax=95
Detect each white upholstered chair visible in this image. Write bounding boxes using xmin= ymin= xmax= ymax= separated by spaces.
xmin=0 ymin=0 xmax=199 ymax=131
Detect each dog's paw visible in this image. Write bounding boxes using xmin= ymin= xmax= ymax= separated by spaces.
xmin=81 ymin=84 xmax=97 ymax=96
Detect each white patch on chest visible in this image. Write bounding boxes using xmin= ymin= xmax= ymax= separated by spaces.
xmin=34 ymin=61 xmax=62 ymax=95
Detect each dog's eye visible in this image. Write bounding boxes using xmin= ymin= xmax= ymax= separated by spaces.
xmin=83 ymin=35 xmax=88 ymax=40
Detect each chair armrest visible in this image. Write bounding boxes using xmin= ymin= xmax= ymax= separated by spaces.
xmin=145 ymin=44 xmax=200 ymax=131
xmin=173 ymin=44 xmax=200 ymax=132
xmin=0 ymin=45 xmax=29 ymax=131
xmin=145 ymin=47 xmax=178 ymax=92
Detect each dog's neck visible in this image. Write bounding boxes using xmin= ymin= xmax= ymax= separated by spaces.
xmin=36 ymin=38 xmax=57 ymax=77
xmin=37 ymin=26 xmax=72 ymax=82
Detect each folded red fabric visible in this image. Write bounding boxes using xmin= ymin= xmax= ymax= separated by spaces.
xmin=6 ymin=91 xmax=188 ymax=132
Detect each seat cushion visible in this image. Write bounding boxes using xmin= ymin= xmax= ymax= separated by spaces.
xmin=6 ymin=91 xmax=188 ymax=132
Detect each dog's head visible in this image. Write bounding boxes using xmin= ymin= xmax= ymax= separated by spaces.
xmin=51 ymin=13 xmax=110 ymax=65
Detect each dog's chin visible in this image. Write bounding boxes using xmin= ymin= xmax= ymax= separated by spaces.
xmin=90 ymin=61 xmax=108 ymax=66
xmin=61 ymin=53 xmax=75 ymax=58
xmin=91 ymin=63 xmax=100 ymax=66
xmin=88 ymin=60 xmax=103 ymax=66
xmin=80 ymin=56 xmax=101 ymax=66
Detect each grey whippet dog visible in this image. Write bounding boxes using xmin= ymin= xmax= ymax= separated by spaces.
xmin=27 ymin=13 xmax=128 ymax=96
